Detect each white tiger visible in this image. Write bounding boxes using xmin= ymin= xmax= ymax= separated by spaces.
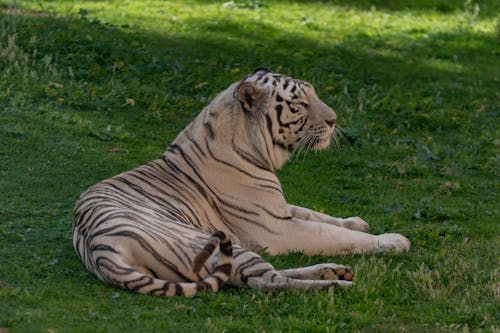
xmin=73 ymin=68 xmax=410 ymax=297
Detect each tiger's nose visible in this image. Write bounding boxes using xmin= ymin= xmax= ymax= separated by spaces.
xmin=318 ymin=101 xmax=337 ymax=128
xmin=325 ymin=111 xmax=337 ymax=128
xmin=325 ymin=118 xmax=336 ymax=128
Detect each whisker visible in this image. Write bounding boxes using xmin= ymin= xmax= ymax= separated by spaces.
xmin=335 ymin=125 xmax=350 ymax=146
xmin=332 ymin=131 xmax=341 ymax=151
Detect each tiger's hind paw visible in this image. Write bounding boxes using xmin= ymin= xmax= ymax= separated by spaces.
xmin=319 ymin=264 xmax=354 ymax=281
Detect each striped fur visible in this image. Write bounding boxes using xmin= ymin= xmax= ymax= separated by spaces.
xmin=73 ymin=68 xmax=410 ymax=297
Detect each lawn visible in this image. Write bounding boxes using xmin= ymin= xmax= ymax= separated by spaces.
xmin=0 ymin=0 xmax=499 ymax=331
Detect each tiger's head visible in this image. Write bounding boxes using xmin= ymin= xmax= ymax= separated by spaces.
xmin=200 ymin=68 xmax=337 ymax=170
xmin=234 ymin=68 xmax=337 ymax=168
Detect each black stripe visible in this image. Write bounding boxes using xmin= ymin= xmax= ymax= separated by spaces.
xmin=241 ymin=268 xmax=274 ymax=284
xmin=232 ymin=248 xmax=249 ymax=259
xmin=212 ymin=230 xmax=226 ymax=240
xmin=169 ymin=144 xmax=263 ymax=217
xmin=150 ymin=281 xmax=169 ymax=295
xmin=204 ymin=122 xmax=215 ymax=139
xmin=131 ymin=277 xmax=155 ymax=291
xmin=231 ymin=139 xmax=272 ymax=172
xmin=149 ymin=160 xmax=207 ymax=227
xmin=214 ymin=263 xmax=232 ymax=275
xmin=90 ymin=244 xmax=119 ymax=254
xmin=222 ymin=207 xmax=279 ymax=234
xmin=162 ymin=152 xmax=210 ymax=203
xmin=188 ymin=137 xmax=207 ymax=159
xmin=255 ymin=203 xmax=292 ymax=220
xmin=125 ymin=274 xmax=148 ymax=286
xmin=92 ymin=223 xmax=126 ymax=238
xmin=265 ymin=113 xmax=275 ymax=140
xmin=95 ymin=256 xmax=134 ymax=275
xmin=256 ymin=183 xmax=284 ymax=196
xmin=286 ymin=100 xmax=300 ymax=113
xmin=235 ymin=256 xmax=267 ymax=276
xmin=196 ymin=281 xmax=210 ymax=291
xmin=213 ymin=274 xmax=225 ymax=287
xmin=255 ymin=119 xmax=276 ymax=169
xmin=147 ymin=266 xmax=159 ymax=279
xmin=295 ymin=116 xmax=308 ymax=133
xmin=167 ymin=144 xmax=211 ymax=195
xmin=205 ymin=139 xmax=278 ymax=185
xmin=175 ymin=284 xmax=184 ymax=296
xmin=120 ymin=171 xmax=178 ymax=210
xmin=73 ymin=236 xmax=83 ymax=259
xmin=203 ymin=243 xmax=217 ymax=253
xmin=220 ymin=241 xmax=233 ymax=256
xmin=105 ymin=229 xmax=192 ymax=281
xmin=162 ymin=157 xmax=236 ymax=234
xmin=109 ymin=176 xmax=175 ymax=215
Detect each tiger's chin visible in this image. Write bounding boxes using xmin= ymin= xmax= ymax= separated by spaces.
xmin=311 ymin=137 xmax=332 ymax=151
xmin=298 ymin=134 xmax=333 ymax=151
xmin=314 ymin=127 xmax=339 ymax=151
xmin=310 ymin=130 xmax=335 ymax=151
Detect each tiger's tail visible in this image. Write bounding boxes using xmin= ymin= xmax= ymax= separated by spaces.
xmin=95 ymin=231 xmax=233 ymax=297
xmin=191 ymin=231 xmax=233 ymax=295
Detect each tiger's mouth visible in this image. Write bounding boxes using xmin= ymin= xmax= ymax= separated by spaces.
xmin=298 ymin=127 xmax=334 ymax=151
xmin=310 ymin=135 xmax=332 ymax=151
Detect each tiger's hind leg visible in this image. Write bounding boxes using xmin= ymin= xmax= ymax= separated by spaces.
xmin=95 ymin=255 xmax=201 ymax=297
xmin=278 ymin=263 xmax=354 ymax=281
xmin=229 ymin=249 xmax=352 ymax=292
xmin=92 ymin=231 xmax=232 ymax=297
xmin=246 ymin=271 xmax=352 ymax=292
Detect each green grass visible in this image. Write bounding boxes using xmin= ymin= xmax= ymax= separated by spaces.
xmin=0 ymin=0 xmax=499 ymax=331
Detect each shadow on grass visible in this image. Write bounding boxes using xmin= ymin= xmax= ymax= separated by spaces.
xmin=2 ymin=7 xmax=497 ymax=104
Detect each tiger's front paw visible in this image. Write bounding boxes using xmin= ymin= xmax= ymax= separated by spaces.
xmin=318 ymin=264 xmax=354 ymax=281
xmin=341 ymin=216 xmax=369 ymax=232
xmin=375 ymin=233 xmax=411 ymax=252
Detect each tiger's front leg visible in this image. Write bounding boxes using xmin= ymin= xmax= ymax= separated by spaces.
xmin=288 ymin=204 xmax=369 ymax=232
xmin=256 ymin=217 xmax=410 ymax=256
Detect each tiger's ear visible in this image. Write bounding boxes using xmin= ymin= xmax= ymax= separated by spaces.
xmin=251 ymin=67 xmax=272 ymax=75
xmin=236 ymin=82 xmax=266 ymax=113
